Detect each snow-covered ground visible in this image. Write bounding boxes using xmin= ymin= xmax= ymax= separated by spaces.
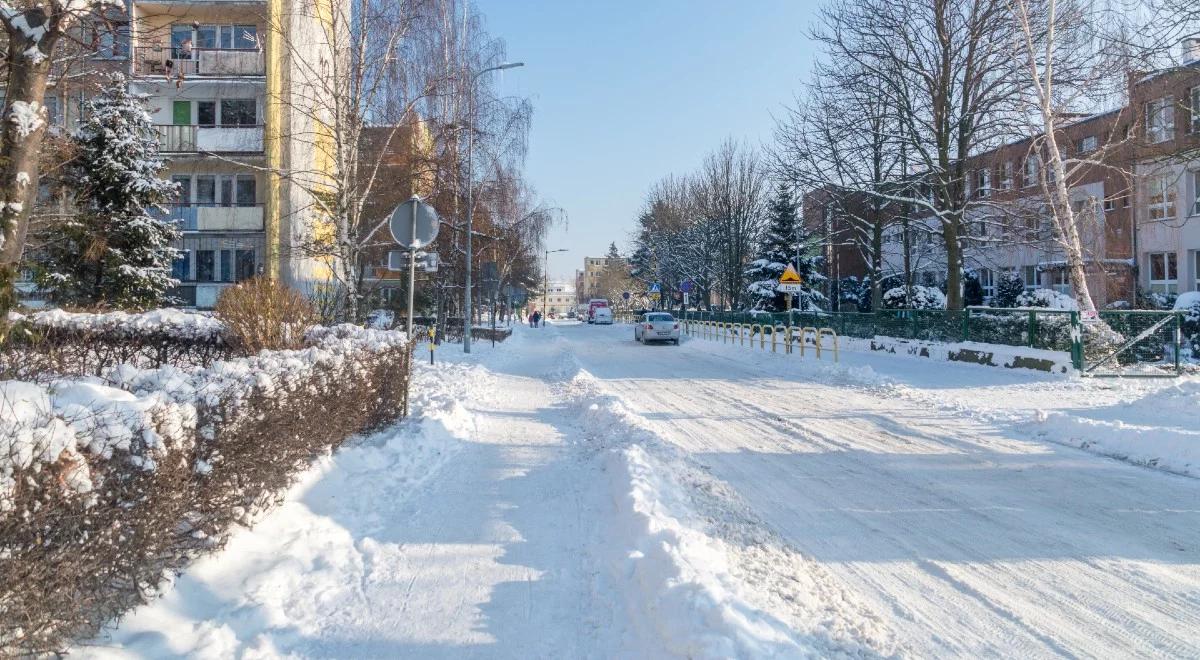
xmin=80 ymin=322 xmax=1200 ymax=658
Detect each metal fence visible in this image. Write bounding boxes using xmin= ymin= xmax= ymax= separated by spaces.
xmin=667 ymin=307 xmax=1186 ymax=376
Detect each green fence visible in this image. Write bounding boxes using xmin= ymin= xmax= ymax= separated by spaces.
xmin=677 ymin=307 xmax=1186 ymax=376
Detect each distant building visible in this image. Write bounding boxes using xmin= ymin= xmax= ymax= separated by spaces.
xmin=580 ymin=255 xmax=625 ymax=301
xmin=539 ymin=280 xmax=576 ymax=317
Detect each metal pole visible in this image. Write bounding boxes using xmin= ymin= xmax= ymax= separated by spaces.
xmin=463 ymin=88 xmax=476 ymax=353
xmin=543 ymin=250 xmax=549 ymax=328
xmin=406 ymin=199 xmax=417 ymax=337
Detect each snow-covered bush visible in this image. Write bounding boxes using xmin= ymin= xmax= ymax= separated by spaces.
xmin=1137 ymin=289 xmax=1177 ymax=310
xmin=882 ymin=285 xmax=946 ymax=310
xmin=992 ymin=273 xmax=1024 ymax=308
xmin=1175 ymin=292 xmax=1200 ymax=357
xmin=1105 ymin=300 xmax=1131 ymax=310
xmin=0 ymin=308 xmax=232 ymax=382
xmin=0 ymin=318 xmax=413 ymax=655
xmin=1014 ymin=288 xmax=1079 ymax=310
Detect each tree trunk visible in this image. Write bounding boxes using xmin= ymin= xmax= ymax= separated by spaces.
xmin=943 ymin=219 xmax=963 ymax=309
xmin=0 ymin=24 xmax=57 ymax=320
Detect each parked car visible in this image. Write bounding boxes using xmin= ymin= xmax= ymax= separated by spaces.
xmin=634 ymin=312 xmax=679 ymax=344
xmin=592 ymin=307 xmax=614 ymax=325
xmin=587 ymin=298 xmax=610 ymax=323
xmin=366 ymin=309 xmax=395 ymax=329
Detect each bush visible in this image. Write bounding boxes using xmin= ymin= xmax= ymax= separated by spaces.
xmin=1175 ymin=292 xmax=1200 ymax=357
xmin=1015 ymin=288 xmax=1079 ymax=310
xmin=214 ymin=277 xmax=317 ymax=353
xmin=1137 ymin=289 xmax=1177 ymax=310
xmin=0 ymin=320 xmax=412 ymax=654
xmin=992 ymin=273 xmax=1024 ymax=308
xmin=882 ymin=285 xmax=946 ymax=309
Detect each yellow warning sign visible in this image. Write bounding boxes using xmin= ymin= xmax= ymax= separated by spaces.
xmin=778 ymin=264 xmax=804 ymax=284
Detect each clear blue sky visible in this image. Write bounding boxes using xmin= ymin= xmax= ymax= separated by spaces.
xmin=475 ymin=0 xmax=821 ymax=281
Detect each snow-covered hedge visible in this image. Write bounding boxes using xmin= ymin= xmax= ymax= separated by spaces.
xmin=882 ymin=285 xmax=946 ymax=310
xmin=1014 ymin=288 xmax=1079 ymax=310
xmin=1175 ymin=292 xmax=1200 ymax=357
xmin=0 ymin=321 xmax=413 ymax=655
xmin=1 ymin=308 xmax=234 ymax=382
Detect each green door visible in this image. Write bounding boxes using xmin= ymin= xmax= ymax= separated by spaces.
xmin=172 ymin=101 xmax=191 ymax=125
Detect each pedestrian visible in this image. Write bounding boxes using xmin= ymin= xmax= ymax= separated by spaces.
xmin=528 ymin=312 xmax=535 ymax=328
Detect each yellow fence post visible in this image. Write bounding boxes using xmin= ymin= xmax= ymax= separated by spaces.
xmin=819 ymin=327 xmax=839 ymax=363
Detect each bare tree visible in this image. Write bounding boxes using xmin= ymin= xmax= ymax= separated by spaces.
xmin=814 ymin=0 xmax=1025 ymax=309
xmin=693 ymin=139 xmax=768 ymax=309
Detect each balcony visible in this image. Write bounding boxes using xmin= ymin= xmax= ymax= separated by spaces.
xmin=135 ymin=47 xmax=264 ymax=76
xmin=155 ymin=204 xmax=264 ymax=231
xmin=156 ymin=124 xmax=263 ymax=153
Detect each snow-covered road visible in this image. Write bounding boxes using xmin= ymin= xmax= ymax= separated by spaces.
xmin=85 ymin=322 xmax=1200 ymax=658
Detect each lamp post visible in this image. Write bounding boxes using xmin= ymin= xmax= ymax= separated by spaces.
xmin=464 ymin=60 xmax=524 ymax=353
xmin=543 ymin=248 xmax=567 ymax=326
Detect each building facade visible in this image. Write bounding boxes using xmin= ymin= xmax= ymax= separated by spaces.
xmin=806 ymin=45 xmax=1200 ymax=309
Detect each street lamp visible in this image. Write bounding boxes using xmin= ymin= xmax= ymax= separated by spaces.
xmin=543 ymin=248 xmax=567 ymax=326
xmin=464 ymin=61 xmax=525 ymax=353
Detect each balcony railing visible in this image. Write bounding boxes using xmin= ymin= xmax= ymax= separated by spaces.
xmin=134 ymin=47 xmax=264 ymax=77
xmin=155 ymin=124 xmax=263 ymax=153
xmin=154 ymin=203 xmax=264 ymax=231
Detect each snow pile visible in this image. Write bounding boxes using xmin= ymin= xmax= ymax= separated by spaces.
xmin=564 ymin=369 xmax=899 ymax=657
xmin=1027 ymin=378 xmax=1200 ymax=477
xmin=1015 ymin=288 xmax=1079 ymax=310
xmin=883 ymin=285 xmax=945 ymax=309
xmin=28 ymin=308 xmax=226 ymax=341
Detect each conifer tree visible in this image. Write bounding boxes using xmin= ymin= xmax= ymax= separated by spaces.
xmin=743 ymin=183 xmax=824 ymax=311
xmin=38 ymin=75 xmax=179 ymax=308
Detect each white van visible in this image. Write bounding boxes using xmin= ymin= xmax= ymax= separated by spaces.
xmin=592 ymin=307 xmax=614 ymax=325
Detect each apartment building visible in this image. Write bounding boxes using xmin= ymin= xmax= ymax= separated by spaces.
xmin=807 ymin=41 xmax=1200 ymax=308
xmin=579 ymin=255 xmax=623 ymax=301
xmin=539 ymin=280 xmax=577 ymax=317
xmin=127 ymin=0 xmax=341 ymax=307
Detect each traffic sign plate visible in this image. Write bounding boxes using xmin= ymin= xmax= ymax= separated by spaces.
xmin=389 ymin=196 xmax=440 ymax=249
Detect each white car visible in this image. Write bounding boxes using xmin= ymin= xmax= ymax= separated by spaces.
xmin=634 ymin=312 xmax=679 ymax=344
xmin=593 ymin=307 xmax=614 ymax=325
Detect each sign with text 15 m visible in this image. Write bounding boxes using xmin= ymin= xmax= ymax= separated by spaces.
xmin=776 ymin=264 xmax=805 ymax=293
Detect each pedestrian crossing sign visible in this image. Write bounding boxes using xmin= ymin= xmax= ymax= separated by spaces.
xmin=649 ymin=283 xmax=661 ymax=294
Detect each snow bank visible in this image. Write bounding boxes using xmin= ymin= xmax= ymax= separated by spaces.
xmin=563 ymin=369 xmax=899 ymax=658
xmin=1026 ymin=379 xmax=1200 ymax=478
xmin=863 ymin=335 xmax=1074 ymax=374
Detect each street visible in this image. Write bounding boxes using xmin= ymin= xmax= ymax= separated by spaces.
xmin=89 ymin=322 xmax=1200 ymax=658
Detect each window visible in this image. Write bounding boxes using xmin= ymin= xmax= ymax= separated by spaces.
xmin=1195 ymin=252 xmax=1200 ymax=292
xmin=43 ymin=95 xmax=60 ymax=126
xmin=975 ymin=168 xmax=990 ymax=198
xmin=1191 ymin=86 xmax=1199 ymax=134
xmin=1148 ymin=173 xmax=1176 ymax=220
xmin=196 ymin=176 xmax=217 ymax=204
xmin=1147 ymin=252 xmax=1178 ymax=294
xmin=220 ymin=250 xmax=233 ymax=281
xmin=198 ymin=101 xmax=216 ymax=126
xmin=979 ymin=268 xmax=995 ymax=299
xmin=1192 ymin=170 xmax=1200 ymax=216
xmin=235 ymin=177 xmax=256 ymax=205
xmin=1023 ymin=265 xmax=1039 ymax=291
xmin=1023 ymin=154 xmax=1040 ymax=188
xmin=1145 ymin=96 xmax=1175 ymax=143
xmin=93 ymin=22 xmax=129 ymax=59
xmin=1104 ymin=197 xmax=1115 ymax=212
xmin=172 ymin=251 xmax=190 ymax=280
xmin=999 ymin=161 xmax=1013 ymax=190
xmin=196 ymin=250 xmax=216 ymax=282
xmin=219 ymin=99 xmax=256 ymax=126
xmin=172 ymin=175 xmax=191 ymax=204
xmin=1076 ymin=136 xmax=1097 ymax=153
xmin=219 ymin=25 xmax=258 ymax=49
xmin=1051 ymin=269 xmax=1071 ymax=295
